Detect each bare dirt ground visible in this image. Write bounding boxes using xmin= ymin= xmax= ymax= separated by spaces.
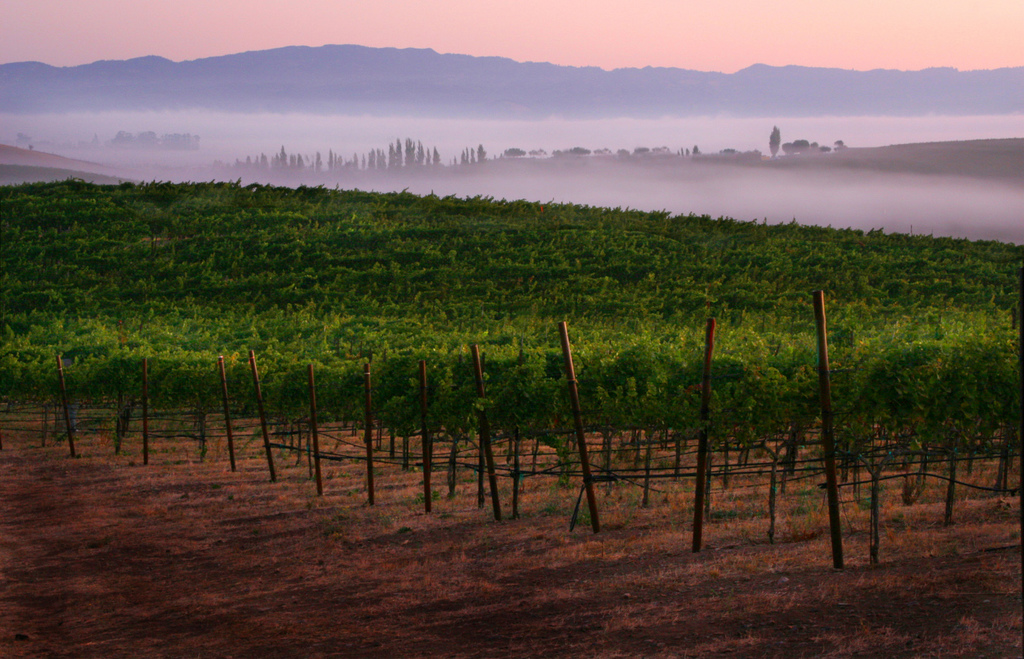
xmin=1 ymin=430 xmax=1021 ymax=658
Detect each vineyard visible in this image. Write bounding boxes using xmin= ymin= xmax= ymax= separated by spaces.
xmin=1 ymin=180 xmax=1023 ymax=656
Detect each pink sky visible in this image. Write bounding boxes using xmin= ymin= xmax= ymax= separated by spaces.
xmin=2 ymin=0 xmax=1022 ymax=72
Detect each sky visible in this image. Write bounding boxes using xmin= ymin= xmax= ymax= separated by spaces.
xmin=2 ymin=0 xmax=1022 ymax=73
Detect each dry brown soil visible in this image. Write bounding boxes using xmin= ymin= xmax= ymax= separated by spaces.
xmin=1 ymin=432 xmax=1021 ymax=658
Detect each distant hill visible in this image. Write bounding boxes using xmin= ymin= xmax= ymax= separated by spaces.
xmin=0 ymin=144 xmax=108 ymax=169
xmin=2 ymin=45 xmax=1023 ymax=118
xmin=766 ymin=138 xmax=1024 ymax=183
xmin=0 ymin=145 xmax=127 ymax=184
xmin=0 ymin=165 xmax=128 ymax=186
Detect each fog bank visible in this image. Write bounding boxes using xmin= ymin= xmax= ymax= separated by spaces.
xmin=3 ymin=111 xmax=1022 ymax=243
xmin=6 ymin=112 xmax=1024 ymax=166
xmin=398 ymin=161 xmax=1023 ymax=244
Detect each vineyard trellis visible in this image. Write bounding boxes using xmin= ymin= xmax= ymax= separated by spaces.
xmin=2 ymin=280 xmax=1021 ymax=572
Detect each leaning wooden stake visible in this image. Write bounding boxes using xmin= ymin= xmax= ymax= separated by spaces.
xmin=142 ymin=358 xmax=149 ymax=465
xmin=57 ymin=355 xmax=76 ymax=458
xmin=305 ymin=424 xmax=313 ymax=476
xmin=692 ymin=318 xmax=715 ymax=552
xmin=813 ymin=290 xmax=845 ymax=570
xmin=307 ymin=364 xmax=323 ymax=496
xmin=217 ymin=356 xmax=237 ymax=472
xmin=248 ymin=350 xmax=277 ymax=483
xmin=558 ymin=321 xmax=600 ymax=533
xmin=364 ymin=363 xmax=375 ymax=505
xmin=420 ymin=360 xmax=432 ymax=513
xmin=471 ymin=345 xmax=502 ymax=521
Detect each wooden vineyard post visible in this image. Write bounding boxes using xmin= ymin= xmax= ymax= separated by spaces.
xmin=642 ymin=433 xmax=653 ymax=508
xmin=57 ymin=355 xmax=76 ymax=458
xmin=217 ymin=356 xmax=237 ymax=472
xmin=512 ymin=427 xmax=521 ymax=520
xmin=558 ymin=321 xmax=600 ymax=533
xmin=1017 ymin=266 xmax=1023 ymax=633
xmin=471 ymin=345 xmax=502 ymax=521
xmin=364 ymin=363 xmax=375 ymax=505
xmin=114 ymin=391 xmax=123 ymax=455
xmin=248 ymin=350 xmax=277 ymax=483
xmin=477 ymin=437 xmax=485 ymax=508
xmin=943 ymin=443 xmax=957 ymax=527
xmin=692 ymin=318 xmax=715 ymax=552
xmin=813 ymin=290 xmax=845 ymax=570
xmin=305 ymin=424 xmax=313 ymax=476
xmin=420 ymin=360 xmax=432 ymax=513
xmin=307 ymin=364 xmax=323 ymax=496
xmin=142 ymin=358 xmax=149 ymax=465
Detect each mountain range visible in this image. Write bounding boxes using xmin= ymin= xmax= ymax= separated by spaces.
xmin=2 ymin=44 xmax=1023 ymax=118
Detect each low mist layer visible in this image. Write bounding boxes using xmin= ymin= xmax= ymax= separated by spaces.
xmin=376 ymin=160 xmax=1024 ymax=244
xmin=3 ymin=112 xmax=1022 ymax=243
xmin=7 ymin=112 xmax=1024 ymax=163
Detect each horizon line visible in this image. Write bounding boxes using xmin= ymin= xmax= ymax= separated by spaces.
xmin=5 ymin=43 xmax=1023 ymax=76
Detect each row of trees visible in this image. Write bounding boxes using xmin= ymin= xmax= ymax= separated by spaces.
xmin=769 ymin=125 xmax=847 ymax=157
xmin=109 ymin=131 xmax=200 ymax=150
xmin=505 ymin=145 xmax=709 ymax=158
xmin=225 ymin=139 xmax=491 ymax=174
xmin=219 ymin=128 xmax=855 ymax=175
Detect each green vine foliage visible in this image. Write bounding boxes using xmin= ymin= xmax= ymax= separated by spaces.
xmin=1 ymin=181 xmax=1020 ymax=452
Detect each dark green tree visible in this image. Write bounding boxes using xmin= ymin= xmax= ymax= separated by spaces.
xmin=405 ymin=138 xmax=415 ymax=167
xmin=769 ymin=126 xmax=781 ymax=158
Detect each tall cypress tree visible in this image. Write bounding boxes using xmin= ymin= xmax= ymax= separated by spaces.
xmin=405 ymin=138 xmax=415 ymax=167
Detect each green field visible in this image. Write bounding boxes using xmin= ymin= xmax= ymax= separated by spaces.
xmin=1 ymin=179 xmax=1020 ymax=444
